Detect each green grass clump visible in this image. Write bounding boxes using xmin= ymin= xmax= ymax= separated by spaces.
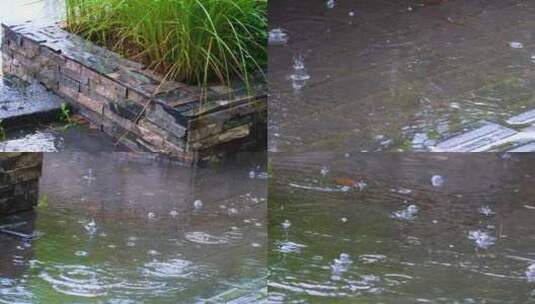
xmin=65 ymin=0 xmax=267 ymax=87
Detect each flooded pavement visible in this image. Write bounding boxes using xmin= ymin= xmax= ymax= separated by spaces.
xmin=0 ymin=0 xmax=125 ymax=152
xmin=269 ymin=153 xmax=535 ymax=303
xmin=0 ymin=152 xmax=267 ymax=303
xmin=269 ymin=0 xmax=535 ymax=153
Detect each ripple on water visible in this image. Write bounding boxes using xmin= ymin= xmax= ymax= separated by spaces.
xmin=184 ymin=231 xmax=229 ymax=245
xmin=39 ymin=265 xmax=123 ymax=298
xmin=142 ymin=259 xmax=197 ymax=279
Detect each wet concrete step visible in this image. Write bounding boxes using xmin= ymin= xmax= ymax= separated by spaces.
xmin=431 ymin=121 xmax=518 ymax=152
xmin=0 ymin=79 xmax=62 ymax=127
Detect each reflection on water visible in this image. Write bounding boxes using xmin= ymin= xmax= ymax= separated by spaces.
xmin=269 ymin=153 xmax=535 ymax=303
xmin=0 ymin=152 xmax=266 ymax=303
xmin=269 ymin=0 xmax=535 ymax=153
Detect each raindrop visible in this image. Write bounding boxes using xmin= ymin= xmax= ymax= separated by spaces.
xmin=431 ymin=175 xmax=444 ymax=187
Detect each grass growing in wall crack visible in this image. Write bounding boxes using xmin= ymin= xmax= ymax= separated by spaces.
xmin=65 ymin=0 xmax=267 ymax=87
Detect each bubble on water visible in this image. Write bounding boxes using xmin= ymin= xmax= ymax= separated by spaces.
xmin=148 ymin=250 xmax=160 ymax=256
xmin=251 ymin=243 xmax=261 ymax=248
xmin=349 ymin=11 xmax=355 ymax=17
xmin=478 ymin=205 xmax=496 ymax=216
xmin=431 ymin=175 xmax=444 ymax=187
xmin=147 ymin=212 xmax=156 ymax=220
xmin=394 ymin=187 xmax=412 ymax=195
xmin=282 ymin=219 xmax=291 ymax=230
xmin=392 ymin=204 xmax=419 ymax=221
xmin=510 ymin=41 xmax=524 ymax=49
xmin=127 ymin=242 xmax=136 ymax=247
xmin=74 ymin=251 xmax=88 ymax=257
xmin=193 ymin=200 xmax=203 ymax=209
xmin=228 ymin=208 xmax=238 ymax=215
xmin=169 ymin=210 xmax=178 ymax=218
xmin=341 ymin=217 xmax=348 ymax=223
xmin=526 ymin=264 xmax=535 ymax=282
xmin=268 ymin=28 xmax=289 ymax=45
xmin=407 ymin=6 xmax=413 ymax=11
xmin=326 ymin=0 xmax=335 ymax=9
xmin=249 ymin=170 xmax=256 ymax=179
xmin=320 ymin=166 xmax=330 ymax=177
xmin=468 ymin=230 xmax=496 ymax=249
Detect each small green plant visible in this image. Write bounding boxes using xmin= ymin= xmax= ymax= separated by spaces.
xmin=59 ymin=102 xmax=72 ymax=123
xmin=0 ymin=120 xmax=6 ymax=141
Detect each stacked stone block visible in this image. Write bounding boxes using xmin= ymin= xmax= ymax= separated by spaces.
xmin=0 ymin=153 xmax=42 ymax=216
xmin=1 ymin=22 xmax=267 ymax=165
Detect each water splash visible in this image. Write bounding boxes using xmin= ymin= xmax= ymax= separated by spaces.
xmin=320 ymin=166 xmax=330 ymax=177
xmin=509 ymin=41 xmax=524 ymax=49
xmin=290 ymin=54 xmax=310 ymax=91
xmin=83 ymin=219 xmax=98 ymax=236
xmin=330 ymin=253 xmax=352 ymax=280
xmin=282 ymin=219 xmax=291 ymax=230
xmin=268 ymin=28 xmax=289 ymax=45
xmin=431 ymin=175 xmax=444 ymax=187
xmin=526 ymin=264 xmax=535 ymax=282
xmin=392 ymin=205 xmax=419 ymax=221
xmin=184 ymin=232 xmax=228 ymax=245
xmin=275 ymin=241 xmax=307 ymax=254
xmin=193 ymin=200 xmax=203 ymax=210
xmin=478 ymin=206 xmax=496 ymax=217
xmin=326 ymin=0 xmax=335 ymax=9
xmin=468 ymin=230 xmax=496 ymax=249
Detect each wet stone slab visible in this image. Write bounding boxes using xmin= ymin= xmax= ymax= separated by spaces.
xmin=1 ymin=22 xmax=267 ymax=164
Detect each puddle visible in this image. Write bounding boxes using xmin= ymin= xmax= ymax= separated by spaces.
xmin=0 ymin=152 xmax=267 ymax=303
xmin=269 ymin=0 xmax=535 ymax=153
xmin=269 ymin=152 xmax=535 ymax=302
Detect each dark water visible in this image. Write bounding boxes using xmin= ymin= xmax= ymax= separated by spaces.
xmin=269 ymin=153 xmax=535 ymax=303
xmin=0 ymin=152 xmax=267 ymax=303
xmin=269 ymin=0 xmax=535 ymax=153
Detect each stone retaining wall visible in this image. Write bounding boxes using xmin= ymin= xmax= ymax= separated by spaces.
xmin=0 ymin=153 xmax=42 ymax=216
xmin=1 ymin=22 xmax=267 ymax=165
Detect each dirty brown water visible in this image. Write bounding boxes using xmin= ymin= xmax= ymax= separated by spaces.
xmin=0 ymin=0 xmax=127 ymax=152
xmin=268 ymin=152 xmax=535 ymax=303
xmin=0 ymin=152 xmax=267 ymax=303
xmin=269 ymin=0 xmax=535 ymax=153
